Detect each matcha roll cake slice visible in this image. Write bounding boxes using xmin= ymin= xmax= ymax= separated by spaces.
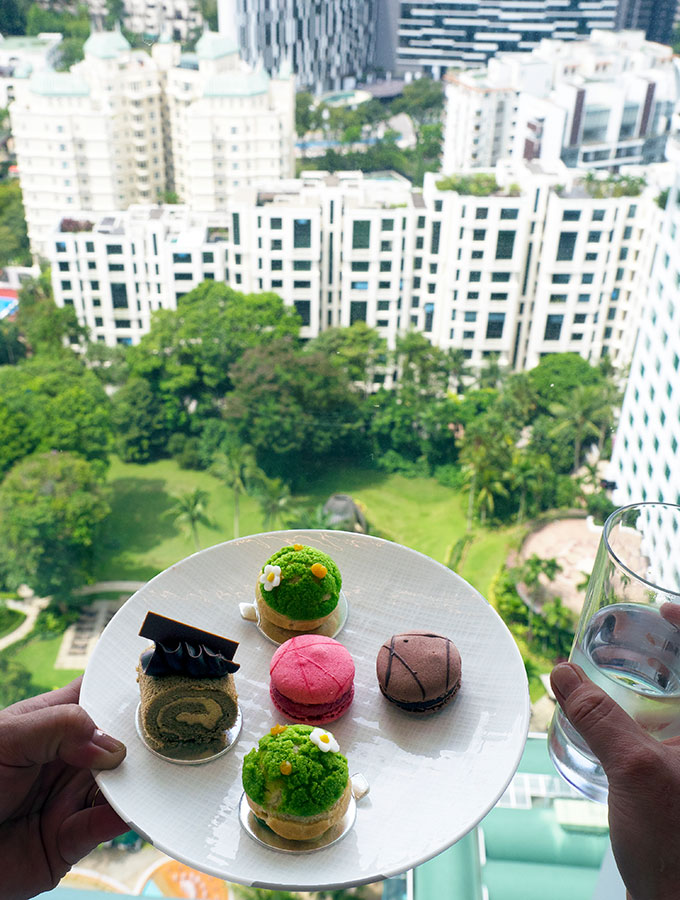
xmin=242 ymin=723 xmax=350 ymax=840
xmin=255 ymin=544 xmax=342 ymax=632
xmin=136 ymin=611 xmax=240 ymax=757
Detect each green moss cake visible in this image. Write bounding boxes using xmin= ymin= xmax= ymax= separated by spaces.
xmin=242 ymin=723 xmax=350 ymax=840
xmin=255 ymin=544 xmax=342 ymax=631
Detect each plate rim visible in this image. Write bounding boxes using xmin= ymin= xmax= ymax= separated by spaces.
xmin=83 ymin=528 xmax=530 ymax=890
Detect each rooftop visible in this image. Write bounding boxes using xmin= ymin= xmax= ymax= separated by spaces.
xmin=203 ymin=69 xmax=269 ymax=98
xmin=30 ymin=70 xmax=89 ymax=97
xmin=83 ymin=30 xmax=131 ymax=60
xmin=195 ymin=30 xmax=237 ymax=60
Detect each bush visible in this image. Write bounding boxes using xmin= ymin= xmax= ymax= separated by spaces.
xmin=586 ymin=491 xmax=617 ymax=525
xmin=555 ymin=474 xmax=581 ymax=509
xmin=434 ymin=464 xmax=466 ymax=490
xmin=377 ymin=450 xmax=430 ymax=478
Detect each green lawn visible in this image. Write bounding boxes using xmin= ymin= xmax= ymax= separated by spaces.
xmin=10 ymin=635 xmax=84 ymax=691
xmin=97 ymin=459 xmax=509 ymax=597
xmin=0 ymin=607 xmax=25 ymax=639
xmin=8 ymin=458 xmax=529 ymax=697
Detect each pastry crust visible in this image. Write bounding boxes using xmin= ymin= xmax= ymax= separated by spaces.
xmin=255 ymin=584 xmax=331 ymax=631
xmin=246 ymin=780 xmax=351 ymax=840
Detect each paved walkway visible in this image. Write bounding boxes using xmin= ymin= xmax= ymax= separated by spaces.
xmin=0 ymin=596 xmax=50 ymax=652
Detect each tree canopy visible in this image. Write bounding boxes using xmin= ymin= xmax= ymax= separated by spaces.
xmin=0 ymin=451 xmax=111 ymax=607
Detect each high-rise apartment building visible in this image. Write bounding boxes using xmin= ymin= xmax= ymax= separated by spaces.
xmin=396 ymin=0 xmax=618 ymax=77
xmin=122 ymin=0 xmax=203 ymax=43
xmin=49 ymin=161 xmax=669 ymax=380
xmin=0 ymin=33 xmax=62 ymax=107
xmin=217 ymin=0 xmax=378 ymax=93
xmin=9 ymin=29 xmax=295 ymax=257
xmin=442 ymin=31 xmax=677 ymax=174
xmin=610 ymin=139 xmax=680 ymax=564
xmin=615 ymin=0 xmax=678 ymax=46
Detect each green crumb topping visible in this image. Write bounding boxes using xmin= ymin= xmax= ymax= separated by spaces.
xmin=241 ymin=724 xmax=349 ymax=817
xmin=260 ymin=545 xmax=341 ymax=620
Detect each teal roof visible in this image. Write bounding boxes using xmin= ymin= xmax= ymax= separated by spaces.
xmin=195 ymin=31 xmax=237 ymax=60
xmin=30 ymin=71 xmax=89 ymax=96
xmin=83 ymin=30 xmax=131 ymax=59
xmin=203 ymin=69 xmax=269 ymax=98
xmin=0 ymin=35 xmax=60 ymax=51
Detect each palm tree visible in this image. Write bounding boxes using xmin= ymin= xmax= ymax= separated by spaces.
xmin=446 ymin=347 xmax=471 ymax=395
xmin=172 ymin=489 xmax=211 ymax=551
xmin=549 ymin=384 xmax=603 ymax=473
xmin=211 ymin=443 xmax=261 ymax=539
xmin=476 ymin=352 xmax=505 ymax=390
xmin=254 ymin=476 xmax=291 ymax=531
xmin=284 ymin=504 xmax=336 ymax=530
xmin=507 ymin=449 xmax=551 ymax=524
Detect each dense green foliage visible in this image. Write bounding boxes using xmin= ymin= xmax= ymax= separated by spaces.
xmin=0 ymin=182 xmax=31 ymax=266
xmin=0 ymin=452 xmax=111 ymax=608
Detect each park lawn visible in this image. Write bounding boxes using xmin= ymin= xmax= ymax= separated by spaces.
xmin=94 ymin=456 xmax=269 ymax=581
xmin=300 ymin=466 xmax=468 ymax=564
xmin=10 ymin=635 xmax=84 ymax=691
xmin=0 ymin=607 xmax=25 ymax=639
xmin=97 ymin=458 xmax=510 ymax=598
xmin=458 ymin=525 xmax=523 ymax=598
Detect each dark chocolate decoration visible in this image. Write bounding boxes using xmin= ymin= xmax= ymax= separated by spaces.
xmin=139 ymin=611 xmax=240 ymax=678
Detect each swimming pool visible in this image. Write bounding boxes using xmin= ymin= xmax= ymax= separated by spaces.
xmin=0 ymin=296 xmax=18 ymax=319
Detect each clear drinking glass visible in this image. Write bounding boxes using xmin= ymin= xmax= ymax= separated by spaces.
xmin=548 ymin=502 xmax=680 ymax=803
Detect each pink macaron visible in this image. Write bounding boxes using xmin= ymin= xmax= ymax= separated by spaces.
xmin=269 ymin=634 xmax=355 ymax=725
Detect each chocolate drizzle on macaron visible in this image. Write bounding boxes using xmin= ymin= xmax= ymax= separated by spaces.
xmin=377 ymin=631 xmax=461 ymax=714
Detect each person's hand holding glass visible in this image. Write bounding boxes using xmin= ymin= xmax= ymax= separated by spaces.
xmin=549 ymin=502 xmax=680 ymax=802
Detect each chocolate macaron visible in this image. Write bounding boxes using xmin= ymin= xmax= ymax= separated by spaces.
xmin=376 ymin=631 xmax=461 ymax=713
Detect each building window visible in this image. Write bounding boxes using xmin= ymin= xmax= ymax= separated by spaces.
xmin=381 ymin=218 xmax=394 ymax=231
xmin=271 ymin=239 xmax=282 ymax=250
xmin=271 ymin=259 xmax=283 ymax=271
xmin=352 ymin=220 xmax=371 ymax=250
xmin=473 ymin=229 xmax=486 ymax=242
xmin=464 ymin=311 xmax=477 ymax=322
xmin=111 ymin=283 xmax=128 ymax=308
xmin=562 ymin=210 xmax=581 ymax=221
xmin=108 ymin=264 xmax=124 ymax=272
xmin=431 ymin=221 xmax=441 ymax=254
xmin=381 ymin=240 xmax=392 ymax=252
xmin=90 ymin=280 xmax=99 ymax=289
xmin=86 ymin=241 xmax=95 ymax=252
xmin=587 ymin=231 xmax=601 ymax=243
xmin=486 ymin=312 xmax=505 ymax=338
xmin=294 ymin=260 xmax=312 ymax=271
xmin=232 ymin=212 xmax=240 ymax=245
xmin=552 ymin=274 xmax=570 ymax=284
xmin=380 ymin=261 xmax=392 ymax=272
xmin=173 ymin=252 xmax=191 ymax=263
xmin=351 ymin=261 xmax=369 ymax=272
xmin=556 ymin=232 xmax=577 ymax=261
xmin=294 ymin=300 xmax=311 ymax=325
xmin=496 ymin=230 xmax=515 ymax=260
xmin=492 ymin=272 xmax=510 ymax=282
xmin=293 ymin=280 xmax=311 ymax=289
xmin=592 ymin=209 xmax=605 ymax=221
xmin=500 ymin=208 xmax=518 ymax=220
xmin=350 ymin=301 xmax=367 ymax=323
xmin=106 ymin=244 xmax=123 ymax=254
xmin=475 ymin=208 xmax=488 ymax=219
xmin=175 ymin=272 xmax=193 ymax=280
xmin=61 ymin=280 xmax=71 ymax=290
xmin=202 ymin=252 xmax=214 ymax=263
xmin=271 ymin=217 xmax=282 ymax=230
xmin=469 ymin=271 xmax=481 ymax=282
xmin=293 ymin=219 xmax=311 ymax=249
xmin=351 ymin=281 xmax=368 ymax=290
xmin=490 ymin=292 xmax=508 ymax=300
xmin=544 ymin=314 xmax=564 ymax=340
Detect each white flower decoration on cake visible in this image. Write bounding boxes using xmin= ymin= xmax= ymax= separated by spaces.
xmin=310 ymin=727 xmax=339 ymax=753
xmin=259 ymin=564 xmax=281 ymax=592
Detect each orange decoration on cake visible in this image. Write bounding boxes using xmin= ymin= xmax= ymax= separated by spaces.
xmin=280 ymin=760 xmax=292 ymax=775
xmin=270 ymin=723 xmax=286 ymax=736
xmin=311 ymin=563 xmax=328 ymax=579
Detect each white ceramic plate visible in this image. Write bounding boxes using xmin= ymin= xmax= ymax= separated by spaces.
xmin=80 ymin=530 xmax=529 ymax=891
